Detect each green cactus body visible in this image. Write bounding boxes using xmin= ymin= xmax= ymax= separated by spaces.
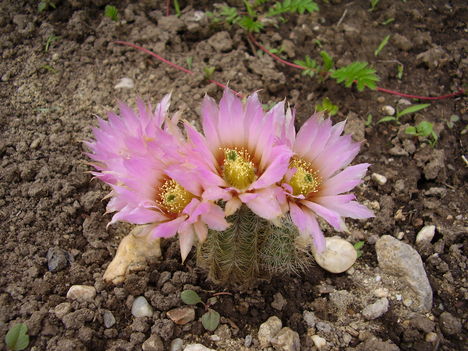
xmin=197 ymin=205 xmax=312 ymax=287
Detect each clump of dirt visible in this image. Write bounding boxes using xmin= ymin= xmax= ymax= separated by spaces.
xmin=0 ymin=0 xmax=466 ymax=350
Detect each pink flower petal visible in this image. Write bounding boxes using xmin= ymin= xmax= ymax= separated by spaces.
xmin=250 ymin=144 xmax=292 ymax=189
xmin=320 ymin=163 xmax=370 ymax=195
xmin=316 ymin=196 xmax=374 ymax=219
xmin=201 ymin=203 xmax=230 ymax=231
xmin=194 ymin=220 xmax=208 ymax=242
xmin=178 ymin=223 xmax=195 ymax=262
xmin=242 ymin=188 xmax=283 ymax=220
xmin=225 ymin=197 xmax=242 ymax=216
xmin=201 ymin=95 xmax=221 ymax=152
xmin=289 ymin=202 xmax=326 ymax=252
xmin=301 ymin=200 xmax=345 ymax=231
xmin=151 ymin=216 xmax=186 ymax=238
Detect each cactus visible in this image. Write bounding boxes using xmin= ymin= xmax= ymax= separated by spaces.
xmin=197 ymin=205 xmax=312 ymax=287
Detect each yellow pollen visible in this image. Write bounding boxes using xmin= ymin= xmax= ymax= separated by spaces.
xmin=222 ymin=147 xmax=256 ymax=190
xmin=158 ymin=179 xmax=194 ymax=214
xmin=288 ymin=158 xmax=321 ymax=196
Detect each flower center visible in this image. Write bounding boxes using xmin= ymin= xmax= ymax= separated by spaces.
xmin=158 ymin=179 xmax=194 ymax=214
xmin=288 ymin=158 xmax=321 ymax=196
xmin=221 ymin=147 xmax=256 ymax=190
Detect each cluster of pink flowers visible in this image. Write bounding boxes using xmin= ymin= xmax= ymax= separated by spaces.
xmin=87 ymin=89 xmax=373 ymax=261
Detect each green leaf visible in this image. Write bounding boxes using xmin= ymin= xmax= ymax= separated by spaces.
xmin=104 ymin=5 xmax=119 ymax=21
xmin=201 ymin=309 xmax=220 ymax=331
xmin=353 ymin=241 xmax=365 ymax=250
xmin=374 ymin=35 xmax=390 ymax=57
xmin=316 ymin=97 xmax=339 ymax=116
xmin=365 ymin=114 xmax=373 ymax=126
xmin=331 ymin=62 xmax=379 ymax=91
xmin=220 ymin=6 xmax=240 ymax=24
xmin=181 ymin=290 xmax=202 ymax=305
xmin=268 ymin=0 xmax=319 ymax=16
xmin=405 ymin=126 xmax=417 ymax=135
xmin=5 ymin=323 xmax=29 ymax=351
xmin=294 ymin=55 xmax=317 ymax=77
xmin=376 ymin=116 xmax=397 ymax=124
xmin=38 ymin=1 xmax=47 ymax=12
xmin=415 ymin=121 xmax=433 ymax=137
xmin=320 ymin=50 xmax=334 ymax=72
xmin=239 ymin=16 xmax=263 ymax=32
xmin=396 ymin=103 xmax=430 ymax=118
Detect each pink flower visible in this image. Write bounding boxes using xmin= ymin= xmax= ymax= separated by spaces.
xmin=279 ymin=113 xmax=374 ymax=252
xmin=86 ymin=96 xmax=229 ymax=261
xmin=184 ymin=89 xmax=293 ymax=220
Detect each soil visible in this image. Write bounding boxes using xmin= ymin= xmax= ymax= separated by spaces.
xmin=0 ymin=0 xmax=466 ymax=350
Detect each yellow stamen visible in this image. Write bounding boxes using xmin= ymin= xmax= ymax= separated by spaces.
xmin=288 ymin=158 xmax=321 ymax=196
xmin=222 ymin=147 xmax=256 ymax=190
xmin=158 ymin=179 xmax=194 ymax=214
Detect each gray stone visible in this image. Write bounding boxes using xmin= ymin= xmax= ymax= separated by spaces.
xmin=271 ymin=292 xmax=287 ymax=311
xmin=166 ymin=307 xmax=195 ymax=325
xmin=47 ymin=247 xmax=69 ymax=272
xmin=376 ymin=235 xmax=433 ymax=312
xmin=258 ymin=316 xmax=283 ymax=347
xmin=103 ymin=310 xmax=116 ymax=328
xmin=303 ymin=311 xmax=317 ymax=328
xmin=142 ymin=334 xmax=164 ymax=351
xmin=132 ymin=296 xmax=153 ymax=318
xmin=66 ymin=285 xmax=96 ymax=301
xmin=170 ymin=338 xmax=184 ymax=351
xmin=362 ymin=298 xmax=389 ymax=320
xmin=439 ymin=312 xmax=462 ymax=335
xmin=416 ymin=225 xmax=436 ymax=243
xmin=183 ymin=344 xmax=215 ymax=351
xmin=271 ymin=327 xmax=301 ymax=351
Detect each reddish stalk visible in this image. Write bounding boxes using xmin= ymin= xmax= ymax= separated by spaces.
xmin=248 ymin=33 xmax=465 ymax=101
xmin=113 ymin=41 xmax=243 ymax=97
xmin=166 ymin=0 xmax=170 ymax=16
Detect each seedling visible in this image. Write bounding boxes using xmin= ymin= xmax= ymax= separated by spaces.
xmin=331 ymin=61 xmax=379 ymax=91
xmin=365 ymin=114 xmax=373 ymax=127
xmin=203 ymin=66 xmax=216 ymax=80
xmin=316 ymin=97 xmax=339 ymax=116
xmin=405 ymin=121 xmax=438 ymax=146
xmin=446 ymin=114 xmax=459 ymax=129
xmin=294 ymin=50 xmax=334 ymax=81
xmin=44 ymin=35 xmax=59 ymax=52
xmin=377 ymin=103 xmax=429 ymax=124
xmin=5 ymin=323 xmax=29 ymax=351
xmin=396 ymin=63 xmax=404 ymax=80
xmin=186 ymin=57 xmax=193 ymax=70
xmin=382 ymin=18 xmax=395 ymax=25
xmin=104 ymin=5 xmax=119 ymax=22
xmin=38 ymin=0 xmax=56 ymax=12
xmin=369 ymin=0 xmax=379 ymax=11
xmin=353 ymin=241 xmax=365 ymax=258
xmin=173 ymin=0 xmax=181 ymax=17
xmin=181 ymin=290 xmax=224 ymax=331
xmin=374 ymin=35 xmax=390 ymax=57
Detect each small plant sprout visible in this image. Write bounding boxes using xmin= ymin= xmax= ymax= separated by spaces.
xmin=396 ymin=63 xmax=404 ymax=80
xmin=382 ymin=17 xmax=395 ymax=25
xmin=365 ymin=114 xmax=373 ymax=127
xmin=185 ymin=57 xmax=193 ymax=70
xmin=203 ymin=66 xmax=216 ymax=79
xmin=44 ymin=35 xmax=59 ymax=52
xmin=374 ymin=35 xmax=391 ymax=57
xmin=38 ymin=0 xmax=56 ymax=12
xmin=405 ymin=121 xmax=438 ymax=146
xmin=446 ymin=114 xmax=459 ymax=129
xmin=377 ymin=103 xmax=430 ymax=124
xmin=369 ymin=0 xmax=380 ymax=11
xmin=181 ymin=290 xmax=222 ymax=331
xmin=173 ymin=0 xmax=181 ymax=17
xmin=5 ymin=323 xmax=29 ymax=351
xmin=353 ymin=241 xmax=365 ymax=258
xmin=104 ymin=5 xmax=119 ymax=21
xmin=316 ymin=97 xmax=339 ymax=116
xmin=331 ymin=62 xmax=380 ymax=91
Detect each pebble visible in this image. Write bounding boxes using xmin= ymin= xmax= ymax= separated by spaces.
xmin=47 ymin=247 xmax=69 ymax=272
xmin=376 ymin=235 xmax=433 ymax=312
xmin=114 ymin=77 xmax=134 ymax=89
xmin=373 ymin=288 xmax=389 ymax=298
xmin=362 ymin=298 xmax=389 ymax=320
xmin=54 ymin=302 xmax=72 ymax=319
xmin=271 ymin=292 xmax=287 ymax=311
xmin=303 ymin=311 xmax=317 ymax=328
xmin=103 ymin=310 xmax=116 ymax=328
xmin=142 ymin=334 xmax=164 ymax=351
xmin=439 ymin=312 xmax=462 ymax=335
xmin=170 ymin=338 xmax=184 ymax=351
xmin=131 ymin=296 xmax=153 ymax=318
xmin=382 ymin=105 xmax=395 ymax=116
xmin=244 ymin=334 xmax=252 ymax=347
xmin=258 ymin=316 xmax=282 ymax=347
xmin=66 ymin=285 xmax=96 ymax=301
xmin=311 ymin=335 xmax=327 ymax=349
xmin=271 ymin=327 xmax=301 ymax=351
xmin=183 ymin=344 xmax=215 ymax=351
xmin=425 ymin=332 xmax=438 ymax=342
xmin=313 ymin=236 xmax=357 ymax=274
xmin=371 ymin=173 xmax=387 ymax=185
xmin=166 ymin=307 xmax=195 ymax=325
xmin=415 ymin=225 xmax=436 ymax=243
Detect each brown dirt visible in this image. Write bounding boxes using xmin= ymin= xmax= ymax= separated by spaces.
xmin=0 ymin=0 xmax=466 ymax=350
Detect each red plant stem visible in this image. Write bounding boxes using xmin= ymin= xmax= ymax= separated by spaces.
xmin=113 ymin=41 xmax=243 ymax=97
xmin=166 ymin=0 xmax=170 ymax=16
xmin=248 ymin=33 xmax=465 ymax=101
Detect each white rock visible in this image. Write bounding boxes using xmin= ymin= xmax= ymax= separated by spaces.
xmin=66 ymin=285 xmax=96 ymax=301
xmin=382 ymin=105 xmax=395 ymax=115
xmin=371 ymin=173 xmax=388 ymax=185
xmin=362 ymin=298 xmax=389 ymax=320
xmin=258 ymin=316 xmax=282 ymax=347
xmin=103 ymin=310 xmax=116 ymax=328
xmin=311 ymin=335 xmax=327 ymax=349
xmin=132 ymin=296 xmax=153 ymax=318
xmin=183 ymin=344 xmax=215 ymax=351
xmin=374 ymin=288 xmax=389 ymax=298
xmin=170 ymin=338 xmax=184 ymax=351
xmin=271 ymin=327 xmax=301 ymax=351
xmin=425 ymin=332 xmax=438 ymax=342
xmin=313 ymin=236 xmax=357 ymax=274
xmin=114 ymin=77 xmax=135 ymax=89
xmin=376 ymin=235 xmax=433 ymax=312
xmin=416 ymin=225 xmax=436 ymax=243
